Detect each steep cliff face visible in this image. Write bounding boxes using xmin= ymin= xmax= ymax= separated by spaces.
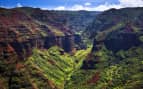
xmin=44 ymin=35 xmax=75 ymax=52
xmin=0 ymin=7 xmax=100 ymax=62
xmin=0 ymin=36 xmax=79 ymax=60
xmin=91 ymin=33 xmax=143 ymax=52
xmin=104 ymin=33 xmax=142 ymax=52
xmin=0 ymin=7 xmax=85 ymax=61
xmin=85 ymin=8 xmax=143 ymax=52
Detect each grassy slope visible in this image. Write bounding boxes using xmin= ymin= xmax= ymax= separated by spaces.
xmin=65 ymin=47 xmax=143 ymax=89
xmin=24 ymin=46 xmax=91 ymax=89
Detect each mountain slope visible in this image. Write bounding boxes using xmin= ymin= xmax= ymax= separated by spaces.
xmin=0 ymin=46 xmax=91 ymax=89
xmin=85 ymin=7 xmax=143 ymax=52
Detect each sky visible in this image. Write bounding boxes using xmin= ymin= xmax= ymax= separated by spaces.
xmin=0 ymin=0 xmax=143 ymax=11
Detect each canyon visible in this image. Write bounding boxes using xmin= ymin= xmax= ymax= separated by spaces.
xmin=0 ymin=7 xmax=143 ymax=89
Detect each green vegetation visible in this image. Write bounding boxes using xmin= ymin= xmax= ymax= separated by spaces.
xmin=96 ymin=22 xmax=124 ymax=41
xmin=1 ymin=44 xmax=142 ymax=89
xmin=139 ymin=36 xmax=143 ymax=42
xmin=65 ymin=47 xmax=143 ymax=89
xmin=24 ymin=46 xmax=91 ymax=89
xmin=47 ymin=25 xmax=65 ymax=36
xmin=0 ymin=46 xmax=91 ymax=89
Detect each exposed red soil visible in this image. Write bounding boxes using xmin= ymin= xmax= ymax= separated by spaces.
xmin=87 ymin=72 xmax=100 ymax=84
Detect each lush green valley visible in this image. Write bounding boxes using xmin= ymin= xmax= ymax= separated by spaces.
xmin=0 ymin=46 xmax=91 ymax=89
xmin=66 ymin=47 xmax=143 ymax=89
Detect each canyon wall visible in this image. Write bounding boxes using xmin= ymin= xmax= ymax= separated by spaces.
xmin=0 ymin=7 xmax=85 ymax=61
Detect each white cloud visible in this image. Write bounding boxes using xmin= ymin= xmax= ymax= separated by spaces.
xmin=54 ymin=6 xmax=65 ymax=10
xmin=17 ymin=3 xmax=22 ymax=7
xmin=89 ymin=2 xmax=121 ymax=11
xmin=53 ymin=0 xmax=143 ymax=11
xmin=53 ymin=3 xmax=118 ymax=11
xmin=119 ymin=0 xmax=143 ymax=7
xmin=70 ymin=4 xmax=89 ymax=10
xmin=84 ymin=2 xmax=91 ymax=6
xmin=54 ymin=4 xmax=90 ymax=11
